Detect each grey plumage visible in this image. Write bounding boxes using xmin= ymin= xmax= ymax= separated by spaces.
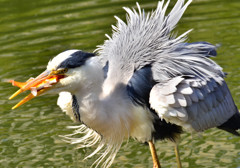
xmin=97 ymin=0 xmax=239 ymax=134
xmin=12 ymin=0 xmax=239 ymax=167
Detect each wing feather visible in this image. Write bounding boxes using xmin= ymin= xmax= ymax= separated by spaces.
xmin=177 ymin=83 xmax=193 ymax=95
xmin=183 ymin=95 xmax=192 ymax=106
xmin=175 ymin=93 xmax=187 ymax=107
xmin=95 ymin=0 xmax=239 ymax=135
xmin=150 ymin=76 xmax=238 ymax=132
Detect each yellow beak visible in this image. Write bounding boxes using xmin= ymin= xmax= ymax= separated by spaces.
xmin=9 ymin=70 xmax=65 ymax=109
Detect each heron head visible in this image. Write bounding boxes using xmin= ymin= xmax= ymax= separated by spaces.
xmin=9 ymin=50 xmax=96 ymax=109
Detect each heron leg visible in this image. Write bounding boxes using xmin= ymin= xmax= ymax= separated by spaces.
xmin=148 ymin=140 xmax=161 ymax=168
xmin=174 ymin=143 xmax=182 ymax=168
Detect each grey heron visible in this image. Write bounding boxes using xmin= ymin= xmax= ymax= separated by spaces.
xmin=9 ymin=0 xmax=240 ymax=168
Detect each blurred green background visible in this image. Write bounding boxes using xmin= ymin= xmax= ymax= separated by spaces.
xmin=0 ymin=0 xmax=240 ymax=167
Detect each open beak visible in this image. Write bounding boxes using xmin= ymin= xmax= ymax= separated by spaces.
xmin=9 ymin=70 xmax=65 ymax=109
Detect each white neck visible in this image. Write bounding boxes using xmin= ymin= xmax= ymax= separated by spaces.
xmin=70 ymin=58 xmax=129 ymax=140
xmin=70 ymin=57 xmax=153 ymax=143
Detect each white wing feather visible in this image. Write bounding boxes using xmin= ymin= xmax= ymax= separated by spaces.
xmin=150 ymin=76 xmax=237 ymax=132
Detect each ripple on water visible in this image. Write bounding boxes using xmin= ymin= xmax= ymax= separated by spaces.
xmin=0 ymin=0 xmax=240 ymax=167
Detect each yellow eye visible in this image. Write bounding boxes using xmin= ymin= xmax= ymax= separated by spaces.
xmin=60 ymin=68 xmax=68 ymax=74
xmin=51 ymin=68 xmax=68 ymax=75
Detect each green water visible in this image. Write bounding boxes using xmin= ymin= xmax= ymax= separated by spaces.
xmin=0 ymin=0 xmax=240 ymax=167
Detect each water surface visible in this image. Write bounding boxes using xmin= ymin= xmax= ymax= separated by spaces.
xmin=0 ymin=0 xmax=240 ymax=167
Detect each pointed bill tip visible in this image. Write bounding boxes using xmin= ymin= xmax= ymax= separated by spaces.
xmin=9 ymin=89 xmax=23 ymax=100
xmin=11 ymin=93 xmax=35 ymax=110
xmin=11 ymin=105 xmax=18 ymax=110
xmin=9 ymin=70 xmax=63 ymax=109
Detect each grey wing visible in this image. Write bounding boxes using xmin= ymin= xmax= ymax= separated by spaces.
xmin=97 ymin=0 xmax=193 ymax=89
xmin=149 ymin=75 xmax=238 ymax=132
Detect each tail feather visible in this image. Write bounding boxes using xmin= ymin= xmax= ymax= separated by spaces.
xmin=217 ymin=108 xmax=240 ymax=136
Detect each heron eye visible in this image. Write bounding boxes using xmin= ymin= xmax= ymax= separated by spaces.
xmin=52 ymin=68 xmax=68 ymax=75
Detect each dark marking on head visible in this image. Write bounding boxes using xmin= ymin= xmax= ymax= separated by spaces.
xmin=72 ymin=95 xmax=81 ymax=122
xmin=57 ymin=51 xmax=95 ymax=69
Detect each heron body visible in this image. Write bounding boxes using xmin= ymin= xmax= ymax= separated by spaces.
xmin=9 ymin=0 xmax=240 ymax=167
